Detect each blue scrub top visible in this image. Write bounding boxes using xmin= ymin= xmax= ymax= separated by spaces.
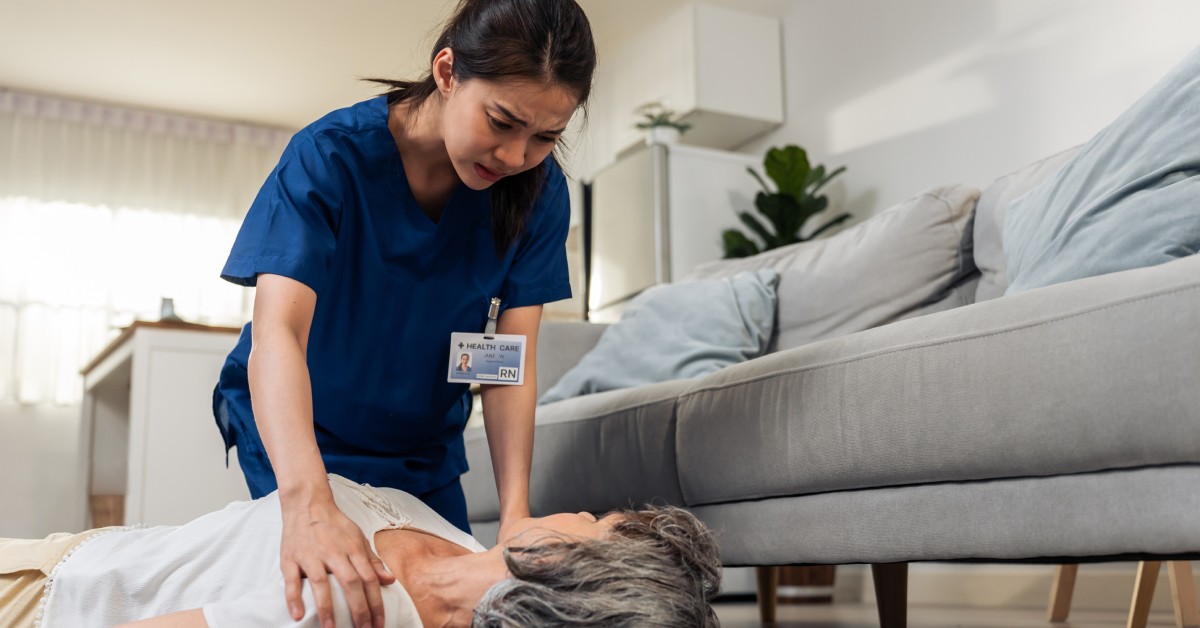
xmin=213 ymin=95 xmax=572 ymax=497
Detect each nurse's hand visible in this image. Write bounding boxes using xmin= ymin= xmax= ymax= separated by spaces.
xmin=281 ymin=498 xmax=395 ymax=628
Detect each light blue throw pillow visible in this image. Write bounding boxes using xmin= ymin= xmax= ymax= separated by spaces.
xmin=538 ymin=269 xmax=778 ymax=405
xmin=1004 ymin=44 xmax=1200 ymax=295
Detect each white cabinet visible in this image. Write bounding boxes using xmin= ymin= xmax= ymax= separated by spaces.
xmin=588 ymin=143 xmax=762 ymax=321
xmin=577 ymin=3 xmax=783 ymax=179
xmin=79 ymin=321 xmax=249 ymax=527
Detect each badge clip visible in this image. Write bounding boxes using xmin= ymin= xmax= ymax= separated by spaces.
xmin=483 ymin=297 xmax=500 ymax=338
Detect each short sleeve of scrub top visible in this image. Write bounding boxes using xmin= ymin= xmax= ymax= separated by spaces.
xmin=500 ymin=164 xmax=572 ymax=309
xmin=212 ymin=96 xmax=572 ymax=499
xmin=220 ymin=131 xmax=342 ymax=295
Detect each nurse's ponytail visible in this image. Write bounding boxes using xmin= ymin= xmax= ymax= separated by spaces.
xmin=368 ymin=0 xmax=596 ymax=256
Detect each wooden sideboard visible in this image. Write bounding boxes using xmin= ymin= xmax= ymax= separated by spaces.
xmin=79 ymin=321 xmax=250 ymax=527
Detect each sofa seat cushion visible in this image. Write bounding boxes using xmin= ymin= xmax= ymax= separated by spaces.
xmin=462 ymin=377 xmax=694 ymax=521
xmin=694 ymin=465 xmax=1200 ymax=566
xmin=676 ymin=253 xmax=1200 ymax=508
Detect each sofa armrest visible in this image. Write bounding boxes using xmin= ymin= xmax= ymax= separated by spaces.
xmin=536 ymin=320 xmax=608 ymax=394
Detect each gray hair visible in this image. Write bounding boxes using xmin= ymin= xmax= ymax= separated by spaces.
xmin=471 ymin=505 xmax=722 ymax=627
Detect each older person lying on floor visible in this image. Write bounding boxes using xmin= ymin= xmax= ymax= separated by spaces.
xmin=0 ymin=474 xmax=721 ymax=627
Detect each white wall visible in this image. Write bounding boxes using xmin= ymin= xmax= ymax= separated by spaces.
xmin=742 ymin=0 xmax=1200 ymax=218
xmin=733 ymin=0 xmax=1200 ymax=607
xmin=0 ymin=402 xmax=85 ymax=537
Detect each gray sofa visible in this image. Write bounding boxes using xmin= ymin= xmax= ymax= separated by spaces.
xmin=460 ymin=147 xmax=1200 ymax=625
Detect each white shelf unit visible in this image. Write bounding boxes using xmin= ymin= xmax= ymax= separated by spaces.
xmin=80 ymin=322 xmax=249 ymax=527
xmin=575 ymin=2 xmax=783 ymax=180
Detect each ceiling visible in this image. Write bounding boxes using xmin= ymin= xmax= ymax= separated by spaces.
xmin=1 ymin=0 xmax=790 ymax=131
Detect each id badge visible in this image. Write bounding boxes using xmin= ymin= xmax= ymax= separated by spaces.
xmin=447 ymin=332 xmax=526 ymax=385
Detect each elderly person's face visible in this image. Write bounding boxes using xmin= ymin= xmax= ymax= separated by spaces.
xmin=499 ymin=511 xmax=621 ymax=545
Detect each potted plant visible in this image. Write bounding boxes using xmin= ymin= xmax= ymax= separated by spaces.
xmin=634 ymin=101 xmax=691 ymax=145
xmin=722 ymin=145 xmax=850 ymax=258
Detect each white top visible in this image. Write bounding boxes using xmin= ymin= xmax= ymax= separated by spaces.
xmin=39 ymin=474 xmax=486 ymax=627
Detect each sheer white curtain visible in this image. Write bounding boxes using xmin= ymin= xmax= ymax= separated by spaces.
xmin=0 ymin=89 xmax=293 ymax=405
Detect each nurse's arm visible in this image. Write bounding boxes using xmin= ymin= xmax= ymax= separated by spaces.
xmin=117 ymin=608 xmax=206 ymax=627
xmin=251 ymin=273 xmax=394 ymax=628
xmin=249 ymin=273 xmax=329 ymax=502
xmin=480 ymin=304 xmax=541 ymax=537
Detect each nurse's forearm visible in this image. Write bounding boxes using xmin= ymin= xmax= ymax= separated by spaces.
xmin=248 ymin=329 xmax=330 ymax=503
xmin=480 ymin=304 xmax=542 ymax=521
xmin=481 ymin=382 xmax=535 ymax=520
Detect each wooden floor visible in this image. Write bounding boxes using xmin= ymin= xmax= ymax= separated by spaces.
xmin=712 ymin=601 xmax=1179 ymax=627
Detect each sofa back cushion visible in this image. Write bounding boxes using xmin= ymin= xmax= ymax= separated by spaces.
xmin=538 ymin=269 xmax=779 ymax=405
xmin=683 ymin=184 xmax=978 ymax=353
xmin=1003 ymin=44 xmax=1200 ymax=295
xmin=535 ymin=321 xmax=609 ymax=393
xmin=972 ymin=147 xmax=1079 ymax=302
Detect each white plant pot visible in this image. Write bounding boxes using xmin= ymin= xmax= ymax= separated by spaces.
xmin=644 ymin=126 xmax=681 ymax=146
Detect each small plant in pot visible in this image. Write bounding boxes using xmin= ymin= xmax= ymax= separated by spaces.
xmin=634 ymin=101 xmax=691 ymax=145
xmin=722 ymin=145 xmax=850 ymax=258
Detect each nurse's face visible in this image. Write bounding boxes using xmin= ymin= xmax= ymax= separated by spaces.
xmin=433 ymin=49 xmax=579 ymax=190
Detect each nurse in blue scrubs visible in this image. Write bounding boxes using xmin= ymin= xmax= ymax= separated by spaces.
xmin=210 ymin=1 xmax=596 ymax=625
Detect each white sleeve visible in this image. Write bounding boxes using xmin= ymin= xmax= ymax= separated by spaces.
xmin=200 ymin=574 xmax=353 ymax=628
xmin=201 ymin=574 xmax=420 ymax=628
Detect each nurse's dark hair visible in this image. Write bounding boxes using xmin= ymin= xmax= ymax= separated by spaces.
xmin=367 ymin=0 xmax=596 ymax=256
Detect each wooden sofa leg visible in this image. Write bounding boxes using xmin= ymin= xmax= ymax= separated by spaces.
xmin=755 ymin=566 xmax=779 ymax=624
xmin=871 ymin=562 xmax=908 ymax=628
xmin=1048 ymin=564 xmax=1079 ymax=622
xmin=1128 ymin=561 xmax=1162 ymax=628
xmin=1168 ymin=561 xmax=1200 ymax=628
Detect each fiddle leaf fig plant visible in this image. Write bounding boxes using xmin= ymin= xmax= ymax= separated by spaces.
xmin=722 ymin=145 xmax=850 ymax=258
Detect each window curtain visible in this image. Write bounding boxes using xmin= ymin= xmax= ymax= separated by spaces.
xmin=0 ymin=88 xmax=293 ymax=405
